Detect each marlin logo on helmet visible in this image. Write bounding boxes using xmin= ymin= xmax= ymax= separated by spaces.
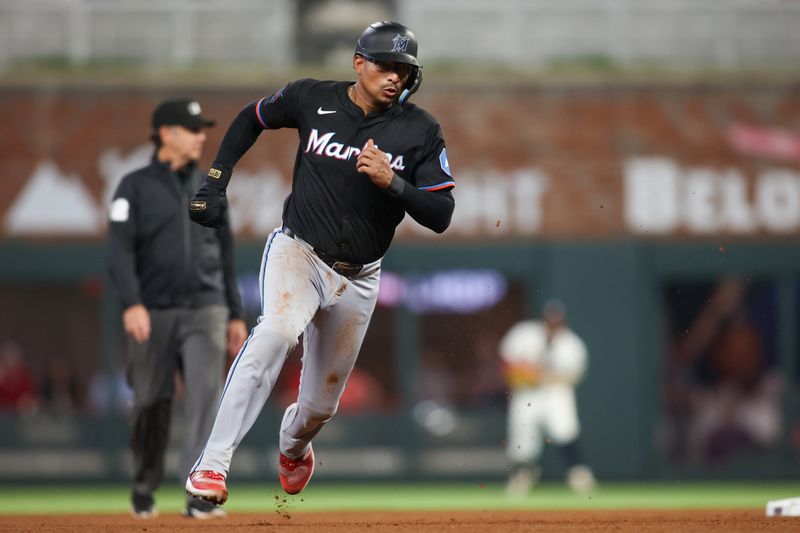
xmin=391 ymin=33 xmax=409 ymax=53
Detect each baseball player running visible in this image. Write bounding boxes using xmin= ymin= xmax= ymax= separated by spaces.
xmin=184 ymin=21 xmax=455 ymax=504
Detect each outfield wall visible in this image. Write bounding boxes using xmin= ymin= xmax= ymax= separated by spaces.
xmin=3 ymin=82 xmax=800 ymax=241
xmin=0 ymin=239 xmax=797 ymax=483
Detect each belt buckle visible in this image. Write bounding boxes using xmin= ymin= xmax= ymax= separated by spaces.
xmin=332 ymin=261 xmax=361 ymax=278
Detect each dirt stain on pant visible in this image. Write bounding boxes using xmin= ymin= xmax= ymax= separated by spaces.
xmin=335 ymin=281 xmax=347 ymax=298
xmin=275 ymin=291 xmax=292 ymax=316
xmin=332 ymin=316 xmax=361 ymax=360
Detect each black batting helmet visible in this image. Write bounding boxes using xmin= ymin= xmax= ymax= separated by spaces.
xmin=355 ymin=21 xmax=422 ymax=104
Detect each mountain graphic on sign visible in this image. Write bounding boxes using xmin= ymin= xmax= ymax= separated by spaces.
xmin=5 ymin=160 xmax=100 ymax=236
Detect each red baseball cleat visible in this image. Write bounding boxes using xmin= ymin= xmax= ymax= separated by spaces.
xmin=185 ymin=470 xmax=229 ymax=504
xmin=279 ymin=446 xmax=315 ymax=495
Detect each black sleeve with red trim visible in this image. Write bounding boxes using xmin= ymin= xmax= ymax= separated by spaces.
xmin=387 ymin=181 xmax=454 ymax=234
xmin=411 ymin=123 xmax=456 ymax=191
xmin=211 ymin=101 xmax=263 ymax=175
xmin=210 ymin=81 xmax=303 ymax=185
xmin=384 ymin=119 xmax=455 ymax=233
xmin=253 ymin=80 xmax=303 ymax=129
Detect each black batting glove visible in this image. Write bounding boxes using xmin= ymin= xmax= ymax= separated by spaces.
xmin=189 ymin=181 xmax=227 ymax=228
xmin=188 ymin=164 xmax=232 ymax=228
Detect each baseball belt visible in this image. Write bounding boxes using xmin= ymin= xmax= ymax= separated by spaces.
xmin=282 ymin=226 xmax=363 ymax=279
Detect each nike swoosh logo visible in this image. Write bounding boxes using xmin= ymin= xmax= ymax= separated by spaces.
xmin=317 ymin=107 xmax=336 ymax=115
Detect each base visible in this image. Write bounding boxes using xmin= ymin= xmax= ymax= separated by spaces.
xmin=766 ymin=497 xmax=800 ymax=516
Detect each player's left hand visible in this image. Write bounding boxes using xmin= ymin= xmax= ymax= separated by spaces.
xmin=227 ymin=319 xmax=248 ymax=358
xmin=189 ymin=182 xmax=227 ymax=228
xmin=356 ymin=139 xmax=393 ymax=188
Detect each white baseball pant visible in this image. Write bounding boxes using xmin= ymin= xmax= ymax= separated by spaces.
xmin=506 ymin=384 xmax=581 ymax=464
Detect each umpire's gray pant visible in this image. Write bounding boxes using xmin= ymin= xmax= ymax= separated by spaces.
xmin=127 ymin=305 xmax=228 ymax=499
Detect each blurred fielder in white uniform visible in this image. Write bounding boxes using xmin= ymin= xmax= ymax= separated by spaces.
xmin=500 ymin=299 xmax=596 ymax=496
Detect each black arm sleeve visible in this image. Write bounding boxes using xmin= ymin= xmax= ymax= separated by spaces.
xmin=213 ymin=101 xmax=265 ymax=171
xmin=217 ymin=215 xmax=244 ymax=321
xmin=386 ymin=175 xmax=455 ymax=233
xmin=107 ymin=230 xmax=142 ymax=308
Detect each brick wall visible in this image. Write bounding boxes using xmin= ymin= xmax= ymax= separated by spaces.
xmin=2 ymin=82 xmax=799 ymax=241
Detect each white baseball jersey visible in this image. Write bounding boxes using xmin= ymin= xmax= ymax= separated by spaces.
xmin=500 ymin=321 xmax=587 ymax=386
xmin=500 ymin=320 xmax=588 ymax=463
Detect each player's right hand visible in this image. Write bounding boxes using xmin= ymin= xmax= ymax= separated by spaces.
xmin=189 ymin=182 xmax=227 ymax=228
xmin=356 ymin=139 xmax=393 ymax=188
xmin=123 ymin=304 xmax=151 ymax=344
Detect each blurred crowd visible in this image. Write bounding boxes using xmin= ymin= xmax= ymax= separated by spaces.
xmin=268 ymin=333 xmax=508 ymax=417
xmin=3 ymin=273 xmax=793 ymax=472
xmin=0 ymin=340 xmax=132 ymax=417
xmin=662 ymin=278 xmax=783 ymax=465
xmin=0 ymin=328 xmax=509 ymax=419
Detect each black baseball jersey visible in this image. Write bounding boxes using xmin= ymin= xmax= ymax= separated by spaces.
xmin=252 ymin=79 xmax=455 ymax=264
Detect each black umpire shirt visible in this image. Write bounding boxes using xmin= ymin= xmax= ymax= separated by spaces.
xmin=214 ymin=79 xmax=456 ymax=264
xmin=107 ymin=157 xmax=243 ymax=317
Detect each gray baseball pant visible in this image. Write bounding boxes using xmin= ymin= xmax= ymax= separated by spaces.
xmin=127 ymin=304 xmax=228 ymax=498
xmin=192 ymin=228 xmax=381 ymax=475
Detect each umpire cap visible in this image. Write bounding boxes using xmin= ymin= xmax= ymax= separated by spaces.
xmin=152 ymin=98 xmax=215 ymax=130
xmin=355 ymin=21 xmax=420 ymax=67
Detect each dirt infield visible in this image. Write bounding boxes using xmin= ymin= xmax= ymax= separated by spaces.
xmin=0 ymin=509 xmax=798 ymax=532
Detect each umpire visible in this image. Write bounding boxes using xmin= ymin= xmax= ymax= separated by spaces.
xmin=107 ymin=98 xmax=247 ymax=519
